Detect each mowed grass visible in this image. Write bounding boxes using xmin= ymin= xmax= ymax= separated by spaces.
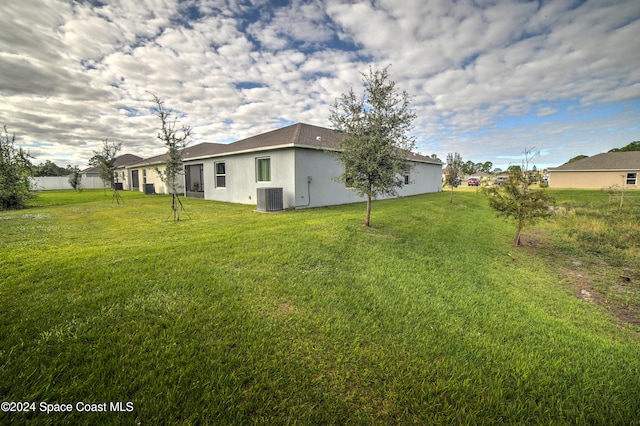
xmin=1 ymin=189 xmax=639 ymax=424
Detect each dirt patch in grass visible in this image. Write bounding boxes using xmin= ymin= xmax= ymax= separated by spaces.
xmin=561 ymin=263 xmax=640 ymax=327
xmin=520 ymin=230 xmax=640 ymax=328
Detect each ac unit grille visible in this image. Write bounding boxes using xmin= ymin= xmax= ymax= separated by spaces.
xmin=257 ymin=187 xmax=283 ymax=212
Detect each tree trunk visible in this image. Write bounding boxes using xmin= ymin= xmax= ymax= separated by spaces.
xmin=365 ymin=193 xmax=371 ymax=227
xmin=514 ymin=226 xmax=522 ymax=246
xmin=450 ymin=186 xmax=454 ymax=203
xmin=172 ymin=193 xmax=180 ymax=221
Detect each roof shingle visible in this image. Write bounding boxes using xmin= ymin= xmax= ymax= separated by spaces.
xmin=549 ymin=151 xmax=640 ymax=171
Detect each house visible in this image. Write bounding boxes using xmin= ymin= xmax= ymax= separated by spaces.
xmin=126 ymin=143 xmax=221 ymax=194
xmin=547 ymin=151 xmax=640 ymax=189
xmin=181 ymin=122 xmax=443 ymax=209
xmin=126 ymin=152 xmax=171 ymax=194
xmin=81 ymin=154 xmax=142 ymax=189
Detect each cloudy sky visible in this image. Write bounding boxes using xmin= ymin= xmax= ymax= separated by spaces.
xmin=2 ymin=0 xmax=640 ymax=171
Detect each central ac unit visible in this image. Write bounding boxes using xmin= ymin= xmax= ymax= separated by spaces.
xmin=257 ymin=187 xmax=283 ymax=212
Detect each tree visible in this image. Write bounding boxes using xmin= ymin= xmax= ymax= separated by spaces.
xmin=564 ymin=154 xmax=588 ymax=165
xmin=0 ymin=125 xmax=35 ymax=210
xmin=444 ymin=152 xmax=463 ymax=203
xmin=89 ymin=139 xmax=122 ymax=203
xmin=68 ymin=166 xmax=83 ymax=192
xmin=484 ymin=149 xmax=554 ymax=246
xmin=33 ymin=160 xmax=69 ymax=177
xmin=609 ymin=141 xmax=640 ymax=152
xmin=481 ymin=161 xmax=493 ymax=173
xmin=151 ymin=94 xmax=192 ymax=221
xmin=461 ymin=160 xmax=475 ymax=175
xmin=329 ymin=66 xmax=417 ymax=227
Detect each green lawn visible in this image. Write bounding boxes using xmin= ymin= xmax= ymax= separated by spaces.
xmin=1 ymin=189 xmax=639 ymax=424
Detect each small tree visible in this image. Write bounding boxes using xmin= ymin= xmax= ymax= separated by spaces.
xmin=68 ymin=166 xmax=83 ymax=192
xmin=444 ymin=152 xmax=463 ymax=203
xmin=89 ymin=139 xmax=122 ymax=203
xmin=0 ymin=125 xmax=35 ymax=210
xmin=329 ymin=65 xmax=417 ymax=227
xmin=151 ymin=94 xmax=192 ymax=221
xmin=485 ymin=168 xmax=554 ymax=246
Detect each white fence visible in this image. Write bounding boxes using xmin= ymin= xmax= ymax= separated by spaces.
xmin=30 ymin=176 xmax=107 ymax=190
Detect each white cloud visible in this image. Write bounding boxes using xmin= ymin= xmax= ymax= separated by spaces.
xmin=0 ymin=0 xmax=638 ymax=170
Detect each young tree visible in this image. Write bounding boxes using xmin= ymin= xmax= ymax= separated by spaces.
xmin=329 ymin=66 xmax=417 ymax=227
xmin=151 ymin=94 xmax=192 ymax=221
xmin=444 ymin=152 xmax=463 ymax=203
xmin=89 ymin=139 xmax=122 ymax=203
xmin=0 ymin=125 xmax=35 ymax=210
xmin=484 ymin=162 xmax=554 ymax=246
xmin=68 ymin=166 xmax=83 ymax=192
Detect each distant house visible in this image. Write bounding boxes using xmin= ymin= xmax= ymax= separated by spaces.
xmin=81 ymin=154 xmax=142 ymax=189
xmin=547 ymin=152 xmax=640 ymax=189
xmin=126 ymin=153 xmax=170 ymax=194
xmin=180 ymin=122 xmax=443 ymax=209
xmin=126 ymin=143 xmax=220 ymax=194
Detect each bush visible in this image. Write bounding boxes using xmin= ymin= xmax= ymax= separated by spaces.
xmin=0 ymin=125 xmax=35 ymax=210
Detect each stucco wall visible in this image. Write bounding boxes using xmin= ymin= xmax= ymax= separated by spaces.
xmin=194 ymin=149 xmax=296 ymax=206
xmin=127 ymin=165 xmax=185 ymax=194
xmin=549 ymin=171 xmax=639 ymax=189
xmin=293 ymin=149 xmax=443 ymax=208
xmin=188 ymin=147 xmax=443 ymax=208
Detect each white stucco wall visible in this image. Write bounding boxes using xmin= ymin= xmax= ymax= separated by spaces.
xmin=193 ymin=148 xmax=296 ymax=206
xmin=294 ymin=149 xmax=443 ymax=208
xmin=188 ymin=147 xmax=442 ymax=208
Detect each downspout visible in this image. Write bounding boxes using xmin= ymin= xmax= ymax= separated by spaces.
xmin=296 ymin=176 xmax=312 ymax=208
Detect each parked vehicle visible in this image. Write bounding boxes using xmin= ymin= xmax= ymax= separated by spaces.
xmin=468 ymin=177 xmax=480 ymax=186
xmin=494 ymin=176 xmax=509 ymax=186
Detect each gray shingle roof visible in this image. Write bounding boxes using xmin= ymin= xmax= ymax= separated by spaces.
xmin=82 ymin=153 xmax=143 ymax=173
xmin=126 ymin=123 xmax=443 ymax=166
xmin=549 ymin=151 xmax=640 ymax=171
xmin=183 ymin=122 xmax=442 ymax=164
xmin=128 ymin=143 xmax=224 ymax=167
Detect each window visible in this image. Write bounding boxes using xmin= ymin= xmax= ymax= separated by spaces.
xmin=404 ymin=175 xmax=410 ymax=185
xmin=257 ymin=157 xmax=271 ymax=182
xmin=143 ymin=169 xmax=147 ymax=184
xmin=215 ymin=162 xmax=226 ymax=188
xmin=627 ymin=172 xmax=637 ymax=185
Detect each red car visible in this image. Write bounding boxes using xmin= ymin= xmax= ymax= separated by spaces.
xmin=468 ymin=177 xmax=480 ymax=186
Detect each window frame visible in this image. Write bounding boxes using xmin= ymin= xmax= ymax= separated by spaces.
xmin=215 ymin=162 xmax=226 ymax=188
xmin=626 ymin=172 xmax=637 ymax=186
xmin=256 ymin=157 xmax=271 ymax=182
xmin=404 ymin=174 xmax=410 ymax=185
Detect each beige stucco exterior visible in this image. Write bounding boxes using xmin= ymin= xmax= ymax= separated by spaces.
xmin=127 ymin=164 xmax=185 ymax=194
xmin=548 ymin=170 xmax=638 ymax=189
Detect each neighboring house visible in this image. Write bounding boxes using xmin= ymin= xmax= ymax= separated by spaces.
xmin=547 ymin=152 xmax=640 ymax=189
xmin=126 ymin=143 xmax=220 ymax=194
xmin=81 ymin=154 xmax=142 ymax=190
xmin=182 ymin=122 xmax=443 ymax=209
xmin=127 ymin=153 xmax=169 ymax=194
